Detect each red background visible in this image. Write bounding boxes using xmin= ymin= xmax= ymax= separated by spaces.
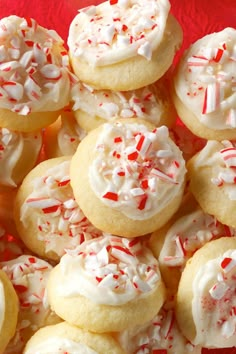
xmin=1 ymin=0 xmax=236 ymax=353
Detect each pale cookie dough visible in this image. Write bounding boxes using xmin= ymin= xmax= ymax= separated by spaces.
xmin=176 ymin=237 xmax=236 ymax=348
xmin=0 ymin=269 xmax=18 ymax=354
xmin=1 ymin=255 xmax=61 ymax=354
xmin=44 ymin=109 xmax=86 ymax=159
xmin=173 ymin=27 xmax=236 ymax=140
xmin=0 ymin=127 xmax=42 ymax=189
xmin=23 ymin=322 xmax=125 ymax=354
xmin=0 ymin=15 xmax=76 ymax=132
xmin=70 ymin=120 xmax=186 ymax=237
xmin=187 ymin=139 xmax=236 ymax=228
xmin=68 ymin=0 xmax=183 ymax=90
xmin=71 ymin=75 xmax=176 ymax=133
xmin=149 ymin=193 xmax=236 ymax=293
xmin=47 ymin=235 xmax=166 ymax=333
xmin=14 ymin=156 xmax=103 ymax=261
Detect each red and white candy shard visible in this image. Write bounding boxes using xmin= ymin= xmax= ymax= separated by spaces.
xmin=89 ymin=123 xmax=186 ymax=220
xmin=21 ymin=160 xmax=102 ymax=257
xmin=59 ymin=234 xmax=160 ymax=305
xmin=68 ymin=0 xmax=170 ymax=65
xmin=0 ymin=15 xmax=75 ymax=114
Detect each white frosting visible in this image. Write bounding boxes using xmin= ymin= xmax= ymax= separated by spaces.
xmin=193 ymin=140 xmax=236 ymax=200
xmin=24 ymin=337 xmax=98 ymax=354
xmin=0 ymin=127 xmax=42 ymax=187
xmin=58 ymin=235 xmax=160 ymax=305
xmin=72 ymin=80 xmax=170 ymax=126
xmin=192 ymin=249 xmax=236 ymax=347
xmin=0 ymin=16 xmax=74 ymax=114
xmin=118 ymin=308 xmax=201 ymax=354
xmin=68 ymin=0 xmax=170 ymax=66
xmin=89 ymin=123 xmax=186 ymax=220
xmin=1 ymin=255 xmax=53 ymax=353
xmin=57 ymin=113 xmax=86 ymax=156
xmin=0 ymin=280 xmax=5 ymax=335
xmin=20 ymin=160 xmax=102 ymax=257
xmin=175 ymin=27 xmax=236 ymax=130
xmin=160 ymin=209 xmax=236 ymax=268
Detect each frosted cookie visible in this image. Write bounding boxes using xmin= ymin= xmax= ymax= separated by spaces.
xmin=72 ymin=76 xmax=176 ymax=133
xmin=67 ymin=0 xmax=183 ymax=90
xmin=0 ymin=127 xmax=43 ymax=189
xmin=173 ymin=28 xmax=236 ymax=140
xmin=14 ymin=156 xmax=103 ymax=261
xmin=47 ymin=235 xmax=166 ymax=333
xmin=0 ymin=16 xmax=75 ymax=132
xmin=149 ymin=193 xmax=236 ymax=292
xmin=44 ymin=109 xmax=86 ymax=159
xmin=23 ymin=322 xmax=125 ymax=354
xmin=187 ymin=140 xmax=236 ymax=228
xmin=116 ymin=300 xmax=201 ymax=354
xmin=176 ymin=237 xmax=236 ymax=348
xmin=70 ymin=120 xmax=186 ymax=237
xmin=1 ymin=255 xmax=60 ymax=354
xmin=0 ymin=269 xmax=18 ymax=354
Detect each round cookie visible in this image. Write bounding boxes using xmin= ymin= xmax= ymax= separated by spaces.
xmin=0 ymin=269 xmax=18 ymax=354
xmin=0 ymin=15 xmax=75 ymax=132
xmin=14 ymin=156 xmax=103 ymax=261
xmin=0 ymin=127 xmax=43 ymax=189
xmin=175 ymin=237 xmax=236 ymax=348
xmin=173 ymin=27 xmax=236 ymax=140
xmin=47 ymin=235 xmax=166 ymax=333
xmin=23 ymin=322 xmax=125 ymax=354
xmin=1 ymin=255 xmax=61 ymax=354
xmin=68 ymin=0 xmax=183 ymax=90
xmin=117 ymin=300 xmax=202 ymax=354
xmin=187 ymin=140 xmax=236 ymax=228
xmin=70 ymin=119 xmax=186 ymax=237
xmin=72 ymin=75 xmax=176 ymax=133
xmin=44 ymin=109 xmax=86 ymax=159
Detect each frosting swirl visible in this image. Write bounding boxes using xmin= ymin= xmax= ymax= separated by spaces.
xmin=68 ymin=0 xmax=170 ymax=66
xmin=89 ymin=123 xmax=186 ymax=220
xmin=58 ymin=235 xmax=160 ymax=305
xmin=175 ymin=28 xmax=236 ymax=130
xmin=0 ymin=16 xmax=74 ymax=114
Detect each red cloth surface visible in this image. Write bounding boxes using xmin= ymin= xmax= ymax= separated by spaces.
xmin=1 ymin=0 xmax=236 ymax=353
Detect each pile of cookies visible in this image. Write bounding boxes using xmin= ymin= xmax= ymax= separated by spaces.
xmin=0 ymin=0 xmax=236 ymax=353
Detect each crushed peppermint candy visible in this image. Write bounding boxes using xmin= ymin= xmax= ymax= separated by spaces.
xmin=0 ymin=15 xmax=75 ymax=114
xmin=68 ymin=0 xmax=170 ymax=66
xmin=60 ymin=234 xmax=160 ymax=305
xmin=89 ymin=122 xmax=186 ymax=220
xmin=21 ymin=160 xmax=102 ymax=257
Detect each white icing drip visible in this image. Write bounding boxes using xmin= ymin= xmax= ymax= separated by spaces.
xmin=68 ymin=0 xmax=170 ymax=66
xmin=89 ymin=123 xmax=186 ymax=220
xmin=58 ymin=235 xmax=160 ymax=305
xmin=192 ymin=249 xmax=236 ymax=347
